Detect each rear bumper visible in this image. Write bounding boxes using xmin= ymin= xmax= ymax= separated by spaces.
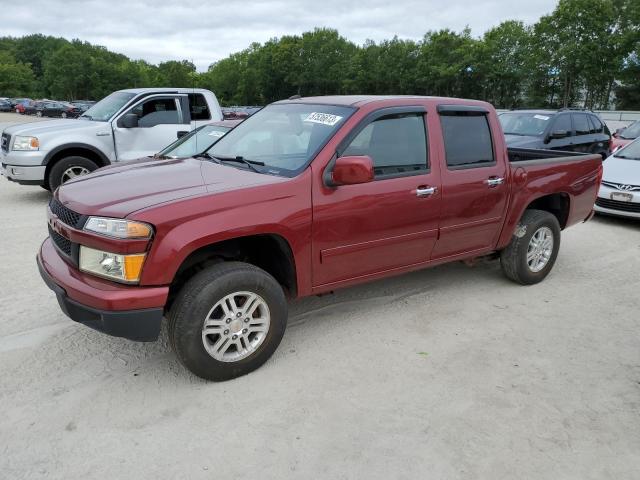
xmin=38 ymin=238 xmax=168 ymax=341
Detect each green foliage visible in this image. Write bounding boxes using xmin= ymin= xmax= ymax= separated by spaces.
xmin=0 ymin=0 xmax=638 ymax=109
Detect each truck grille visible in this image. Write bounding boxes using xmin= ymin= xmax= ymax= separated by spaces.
xmin=1 ymin=133 xmax=9 ymax=152
xmin=49 ymin=198 xmax=85 ymax=228
xmin=49 ymin=225 xmax=72 ymax=257
xmin=596 ymin=197 xmax=640 ymax=213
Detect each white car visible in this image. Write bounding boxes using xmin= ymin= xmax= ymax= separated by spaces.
xmin=595 ymin=137 xmax=640 ymax=219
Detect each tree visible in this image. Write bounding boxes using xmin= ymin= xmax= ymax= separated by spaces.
xmin=0 ymin=52 xmax=35 ymax=97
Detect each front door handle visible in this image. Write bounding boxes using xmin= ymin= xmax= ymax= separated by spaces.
xmin=416 ymin=186 xmax=437 ymax=197
xmin=485 ymin=177 xmax=504 ymax=188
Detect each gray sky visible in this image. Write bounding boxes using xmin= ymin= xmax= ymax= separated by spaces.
xmin=3 ymin=0 xmax=558 ymax=71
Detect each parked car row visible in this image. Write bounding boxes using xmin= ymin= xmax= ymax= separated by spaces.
xmin=222 ymin=105 xmax=261 ymax=119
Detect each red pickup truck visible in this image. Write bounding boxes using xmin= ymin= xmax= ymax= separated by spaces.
xmin=38 ymin=95 xmax=602 ymax=380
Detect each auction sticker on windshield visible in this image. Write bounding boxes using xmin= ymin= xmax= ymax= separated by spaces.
xmin=304 ymin=112 xmax=343 ymax=126
xmin=534 ymin=114 xmax=550 ymax=121
xmin=208 ymin=130 xmax=226 ymax=137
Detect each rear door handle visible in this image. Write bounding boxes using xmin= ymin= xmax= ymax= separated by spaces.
xmin=485 ymin=177 xmax=504 ymax=188
xmin=416 ymin=186 xmax=437 ymax=197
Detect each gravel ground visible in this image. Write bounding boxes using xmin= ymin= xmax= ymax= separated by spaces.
xmin=1 ymin=114 xmax=640 ymax=479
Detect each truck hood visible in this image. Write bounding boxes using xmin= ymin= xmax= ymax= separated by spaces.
xmin=503 ymin=134 xmax=543 ymax=148
xmin=3 ymin=118 xmax=103 ymax=137
xmin=56 ymin=157 xmax=286 ymax=218
xmin=602 ymin=156 xmax=640 ymax=185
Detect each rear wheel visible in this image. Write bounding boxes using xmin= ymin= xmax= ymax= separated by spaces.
xmin=169 ymin=261 xmax=288 ymax=381
xmin=48 ymin=156 xmax=99 ymax=191
xmin=61 ymin=112 xmax=67 ymax=119
xmin=500 ymin=209 xmax=561 ymax=285
xmin=36 ymin=111 xmax=42 ymax=117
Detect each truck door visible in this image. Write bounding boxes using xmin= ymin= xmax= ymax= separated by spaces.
xmin=430 ymin=105 xmax=509 ymax=259
xmin=312 ymin=107 xmax=441 ymax=287
xmin=112 ymin=94 xmax=191 ymax=161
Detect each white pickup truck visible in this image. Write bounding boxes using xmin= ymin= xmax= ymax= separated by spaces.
xmin=0 ymin=88 xmax=223 ymax=190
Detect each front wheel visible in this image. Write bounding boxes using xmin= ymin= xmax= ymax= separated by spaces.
xmin=169 ymin=262 xmax=288 ymax=381
xmin=500 ymin=209 xmax=561 ymax=285
xmin=48 ymin=156 xmax=99 ymax=191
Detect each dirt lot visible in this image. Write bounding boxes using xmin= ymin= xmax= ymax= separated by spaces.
xmin=1 ymin=115 xmax=640 ymax=479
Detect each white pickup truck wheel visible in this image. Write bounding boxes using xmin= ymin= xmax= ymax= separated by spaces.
xmin=48 ymin=156 xmax=99 ymax=191
xmin=500 ymin=209 xmax=561 ymax=285
xmin=169 ymin=261 xmax=287 ymax=381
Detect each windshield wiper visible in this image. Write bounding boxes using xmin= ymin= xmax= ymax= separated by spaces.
xmin=80 ymin=114 xmax=92 ymax=120
xmin=213 ymin=155 xmax=265 ymax=172
xmin=615 ymin=154 xmax=640 ymax=160
xmin=193 ymin=152 xmax=221 ymax=164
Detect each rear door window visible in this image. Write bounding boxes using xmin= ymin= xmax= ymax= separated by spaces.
xmin=440 ymin=114 xmax=494 ymax=169
xmin=188 ymin=93 xmax=211 ymax=121
xmin=572 ymin=114 xmax=591 ymax=136
xmin=589 ymin=115 xmax=604 ymax=133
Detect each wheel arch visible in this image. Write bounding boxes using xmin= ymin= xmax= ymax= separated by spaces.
xmin=165 ymin=233 xmax=298 ymax=312
xmin=43 ymin=144 xmax=111 ymax=187
xmin=524 ymin=192 xmax=571 ymax=229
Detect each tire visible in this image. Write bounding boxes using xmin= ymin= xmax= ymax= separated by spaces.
xmin=36 ymin=111 xmax=42 ymax=117
xmin=48 ymin=156 xmax=99 ymax=191
xmin=61 ymin=112 xmax=67 ymax=118
xmin=500 ymin=209 xmax=561 ymax=285
xmin=169 ymin=261 xmax=288 ymax=381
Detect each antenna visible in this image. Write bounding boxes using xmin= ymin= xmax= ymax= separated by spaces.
xmin=192 ymin=58 xmax=197 ymax=153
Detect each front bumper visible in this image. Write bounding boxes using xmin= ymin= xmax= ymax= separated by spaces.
xmin=594 ymin=184 xmax=640 ymax=219
xmin=1 ymin=149 xmax=48 ymax=184
xmin=38 ymin=238 xmax=168 ymax=341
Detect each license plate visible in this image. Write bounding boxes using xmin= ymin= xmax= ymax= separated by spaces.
xmin=611 ymin=192 xmax=633 ymax=202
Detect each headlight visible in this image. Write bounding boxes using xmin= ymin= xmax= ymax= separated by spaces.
xmin=12 ymin=136 xmax=39 ymax=151
xmin=84 ymin=217 xmax=153 ymax=239
xmin=79 ymin=246 xmax=146 ymax=283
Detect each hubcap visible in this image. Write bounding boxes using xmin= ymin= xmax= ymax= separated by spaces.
xmin=201 ymin=291 xmax=270 ymax=362
xmin=61 ymin=166 xmax=90 ymax=183
xmin=527 ymin=226 xmax=554 ymax=273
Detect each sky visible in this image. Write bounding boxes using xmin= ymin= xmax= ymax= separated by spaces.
xmin=1 ymin=0 xmax=559 ymax=71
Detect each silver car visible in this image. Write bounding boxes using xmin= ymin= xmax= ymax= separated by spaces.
xmin=595 ymin=138 xmax=640 ymax=219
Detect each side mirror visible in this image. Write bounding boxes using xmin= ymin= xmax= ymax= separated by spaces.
xmin=118 ymin=113 xmax=139 ymax=128
xmin=549 ymin=129 xmax=568 ymax=140
xmin=328 ymin=155 xmax=374 ymax=186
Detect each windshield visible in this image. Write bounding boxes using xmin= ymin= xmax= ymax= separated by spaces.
xmin=499 ymin=112 xmax=553 ymax=136
xmin=157 ymin=124 xmax=232 ymax=158
xmin=81 ymin=91 xmax=136 ymax=122
xmin=614 ymin=138 xmax=640 ymax=160
xmin=207 ymin=103 xmax=354 ymax=176
xmin=620 ymin=121 xmax=640 ymax=140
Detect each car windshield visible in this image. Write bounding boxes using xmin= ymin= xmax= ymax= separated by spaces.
xmin=157 ymin=124 xmax=232 ymax=158
xmin=614 ymin=139 xmax=640 ymax=160
xmin=499 ymin=112 xmax=553 ymax=136
xmin=207 ymin=103 xmax=354 ymax=176
xmin=81 ymin=91 xmax=136 ymax=121
xmin=619 ymin=121 xmax=640 ymax=140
